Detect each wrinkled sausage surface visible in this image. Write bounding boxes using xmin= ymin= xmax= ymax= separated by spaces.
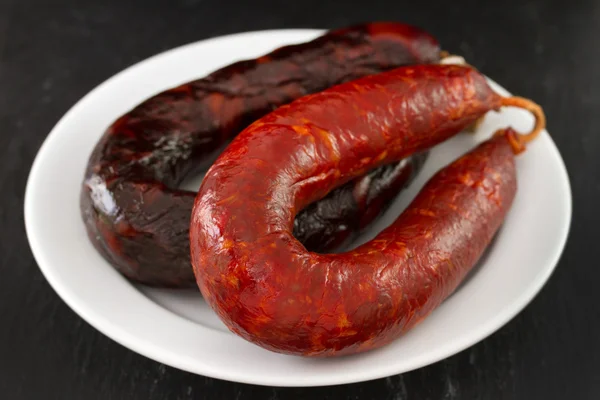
xmin=190 ymin=64 xmax=511 ymax=356
xmin=81 ymin=22 xmax=440 ymax=287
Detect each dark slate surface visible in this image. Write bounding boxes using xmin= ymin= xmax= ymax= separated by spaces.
xmin=1 ymin=0 xmax=598 ymax=398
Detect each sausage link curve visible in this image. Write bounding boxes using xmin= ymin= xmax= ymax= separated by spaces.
xmin=190 ymin=64 xmax=545 ymax=356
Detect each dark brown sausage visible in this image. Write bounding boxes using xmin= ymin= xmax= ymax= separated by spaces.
xmin=81 ymin=22 xmax=441 ymax=287
xmin=293 ymin=154 xmax=428 ymax=252
xmin=190 ymin=64 xmax=544 ymax=356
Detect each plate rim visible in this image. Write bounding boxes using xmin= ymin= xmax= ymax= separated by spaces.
xmin=24 ymin=28 xmax=573 ymax=387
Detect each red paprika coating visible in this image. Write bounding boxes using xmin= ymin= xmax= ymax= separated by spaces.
xmin=190 ymin=64 xmax=510 ymax=356
xmin=80 ymin=22 xmax=440 ymax=287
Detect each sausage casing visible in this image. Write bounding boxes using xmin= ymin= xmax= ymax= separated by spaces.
xmin=190 ymin=64 xmax=512 ymax=356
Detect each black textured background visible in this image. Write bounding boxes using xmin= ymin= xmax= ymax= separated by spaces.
xmin=2 ymin=0 xmax=599 ymax=398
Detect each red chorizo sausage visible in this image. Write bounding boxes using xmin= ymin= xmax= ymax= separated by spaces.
xmin=190 ymin=64 xmax=545 ymax=356
xmin=80 ymin=22 xmax=441 ymax=288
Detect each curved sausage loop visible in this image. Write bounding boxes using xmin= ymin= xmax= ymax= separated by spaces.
xmin=190 ymin=64 xmax=546 ymax=357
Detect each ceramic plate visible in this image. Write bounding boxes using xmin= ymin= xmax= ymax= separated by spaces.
xmin=24 ymin=29 xmax=572 ymax=387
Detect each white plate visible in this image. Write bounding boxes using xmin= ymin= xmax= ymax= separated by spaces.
xmin=24 ymin=29 xmax=572 ymax=387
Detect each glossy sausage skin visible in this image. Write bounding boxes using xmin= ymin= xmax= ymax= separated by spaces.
xmin=191 ymin=64 xmax=508 ymax=356
xmin=80 ymin=22 xmax=440 ymax=287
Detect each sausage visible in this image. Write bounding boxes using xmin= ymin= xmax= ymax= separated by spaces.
xmin=80 ymin=22 xmax=442 ymax=288
xmin=190 ymin=64 xmax=545 ymax=356
xmin=293 ymin=154 xmax=428 ymax=252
